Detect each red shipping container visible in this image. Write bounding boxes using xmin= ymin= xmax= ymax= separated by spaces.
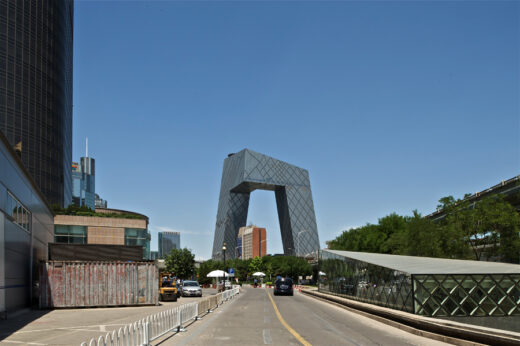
xmin=39 ymin=261 xmax=158 ymax=308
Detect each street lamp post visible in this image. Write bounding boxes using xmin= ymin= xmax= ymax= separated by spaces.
xmin=222 ymin=242 xmax=227 ymax=291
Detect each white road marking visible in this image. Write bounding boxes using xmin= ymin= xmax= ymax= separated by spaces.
xmin=264 ymin=316 xmax=270 ymax=324
xmin=263 ymin=329 xmax=272 ymax=344
xmin=11 ymin=323 xmax=127 ymax=334
xmin=1 ymin=341 xmax=45 ymax=345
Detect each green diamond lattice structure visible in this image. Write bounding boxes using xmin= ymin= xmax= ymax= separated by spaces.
xmin=320 ymin=249 xmax=520 ymax=317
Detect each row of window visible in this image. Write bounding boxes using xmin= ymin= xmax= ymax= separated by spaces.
xmin=6 ymin=191 xmax=30 ymax=232
xmin=54 ymin=226 xmax=151 ymax=247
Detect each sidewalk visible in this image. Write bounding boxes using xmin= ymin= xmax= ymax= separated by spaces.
xmin=0 ymin=289 xmax=217 ymax=345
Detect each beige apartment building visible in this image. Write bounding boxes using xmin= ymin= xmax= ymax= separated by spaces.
xmin=54 ymin=208 xmax=151 ymax=259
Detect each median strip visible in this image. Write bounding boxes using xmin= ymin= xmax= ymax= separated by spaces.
xmin=265 ymin=288 xmax=312 ymax=346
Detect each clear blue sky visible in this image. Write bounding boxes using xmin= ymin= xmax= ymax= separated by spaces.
xmin=73 ymin=1 xmax=519 ymax=259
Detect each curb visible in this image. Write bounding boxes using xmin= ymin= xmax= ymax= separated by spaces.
xmin=301 ymin=289 xmax=520 ymax=346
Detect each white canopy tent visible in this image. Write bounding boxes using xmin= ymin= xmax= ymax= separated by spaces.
xmin=207 ymin=270 xmax=232 ymax=278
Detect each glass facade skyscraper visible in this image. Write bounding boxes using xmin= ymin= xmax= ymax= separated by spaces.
xmin=0 ymin=0 xmax=74 ymax=207
xmin=212 ymin=149 xmax=320 ymax=259
xmin=72 ymin=156 xmax=95 ymax=210
xmin=158 ymin=231 xmax=180 ymax=258
xmin=94 ymin=193 xmax=108 ymax=208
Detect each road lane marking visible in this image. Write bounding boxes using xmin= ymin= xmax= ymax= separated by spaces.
xmin=263 ymin=329 xmax=272 ymax=344
xmin=8 ymin=323 xmax=127 ymax=335
xmin=264 ymin=315 xmax=270 ymax=324
xmin=265 ymin=289 xmax=312 ymax=346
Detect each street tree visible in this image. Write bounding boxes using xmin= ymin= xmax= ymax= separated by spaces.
xmin=249 ymin=256 xmax=263 ymax=274
xmin=165 ymin=248 xmax=195 ymax=279
xmin=197 ymin=259 xmax=219 ymax=285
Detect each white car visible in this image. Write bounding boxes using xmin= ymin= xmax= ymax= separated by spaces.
xmin=182 ymin=280 xmax=202 ymax=297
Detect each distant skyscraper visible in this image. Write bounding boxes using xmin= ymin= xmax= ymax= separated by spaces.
xmin=0 ymin=0 xmax=74 ymax=207
xmin=72 ymin=139 xmax=95 ymax=210
xmin=158 ymin=232 xmax=181 ymax=258
xmin=237 ymin=226 xmax=266 ymax=260
xmin=95 ymin=194 xmax=108 ymax=208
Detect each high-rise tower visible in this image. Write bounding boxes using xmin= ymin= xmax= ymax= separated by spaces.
xmin=72 ymin=139 xmax=95 ymax=210
xmin=212 ymin=149 xmax=320 ymax=259
xmin=158 ymin=231 xmax=181 ymax=258
xmin=0 ymin=0 xmax=74 ymax=207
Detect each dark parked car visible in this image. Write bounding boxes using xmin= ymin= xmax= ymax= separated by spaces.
xmin=274 ymin=277 xmax=293 ymax=296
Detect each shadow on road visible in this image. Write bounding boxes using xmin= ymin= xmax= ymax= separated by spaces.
xmin=0 ymin=309 xmax=51 ymax=341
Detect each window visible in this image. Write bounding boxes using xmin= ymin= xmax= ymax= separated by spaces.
xmin=7 ymin=191 xmax=30 ymax=232
xmin=54 ymin=225 xmax=87 ymax=244
xmin=125 ymin=228 xmax=151 ymax=259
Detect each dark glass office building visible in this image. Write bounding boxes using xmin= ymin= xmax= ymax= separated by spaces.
xmin=158 ymin=231 xmax=180 ymax=258
xmin=0 ymin=0 xmax=74 ymax=207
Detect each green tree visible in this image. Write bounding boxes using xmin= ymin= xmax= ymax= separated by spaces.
xmin=387 ymin=211 xmax=444 ymax=257
xmin=165 ymin=248 xmax=195 ymax=279
xmin=327 ymin=214 xmax=406 ymax=254
xmin=377 ymin=213 xmax=407 ymax=253
xmin=249 ymin=256 xmax=263 ymax=274
xmin=197 ymin=259 xmax=219 ymax=285
xmin=473 ymin=195 xmax=520 ymax=263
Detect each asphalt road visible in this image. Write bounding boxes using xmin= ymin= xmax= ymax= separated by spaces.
xmin=164 ymin=287 xmax=449 ymax=346
xmin=0 ymin=289 xmax=217 ymax=345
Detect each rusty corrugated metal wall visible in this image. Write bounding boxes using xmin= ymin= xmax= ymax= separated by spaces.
xmin=48 ymin=244 xmax=144 ymax=261
xmin=39 ymin=261 xmax=158 ymax=308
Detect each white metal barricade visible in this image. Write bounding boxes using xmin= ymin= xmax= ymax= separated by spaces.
xmin=80 ymin=288 xmax=241 ymax=346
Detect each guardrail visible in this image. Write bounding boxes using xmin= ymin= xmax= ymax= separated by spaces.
xmin=80 ymin=287 xmax=240 ymax=346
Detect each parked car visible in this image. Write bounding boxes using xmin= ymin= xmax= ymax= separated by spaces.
xmin=181 ymin=280 xmax=202 ymax=297
xmin=274 ymin=277 xmax=293 ymax=296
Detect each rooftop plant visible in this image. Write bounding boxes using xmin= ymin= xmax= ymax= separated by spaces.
xmin=51 ymin=204 xmax=146 ymax=220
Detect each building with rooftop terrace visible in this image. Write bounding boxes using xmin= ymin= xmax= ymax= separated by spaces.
xmin=54 ymin=208 xmax=151 ymax=259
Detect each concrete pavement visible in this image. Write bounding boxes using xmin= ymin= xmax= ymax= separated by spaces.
xmin=0 ymin=288 xmax=217 ymax=345
xmin=163 ymin=286 xmax=450 ymax=346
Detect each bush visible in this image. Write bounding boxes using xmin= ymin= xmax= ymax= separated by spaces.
xmin=53 ymin=204 xmax=146 ymax=220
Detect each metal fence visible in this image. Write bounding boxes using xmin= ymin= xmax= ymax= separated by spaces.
xmin=80 ymin=287 xmax=240 ymax=346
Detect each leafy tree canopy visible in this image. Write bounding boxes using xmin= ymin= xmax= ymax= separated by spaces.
xmin=165 ymin=248 xmax=196 ymax=279
xmin=327 ymin=193 xmax=520 ymax=263
xmin=196 ymin=255 xmax=313 ymax=283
